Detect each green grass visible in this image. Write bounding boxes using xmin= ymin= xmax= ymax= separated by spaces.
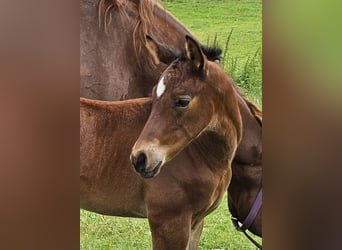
xmin=81 ymin=1 xmax=262 ymax=249
xmin=81 ymin=195 xmax=261 ymax=250
xmin=163 ymin=0 xmax=262 ymax=106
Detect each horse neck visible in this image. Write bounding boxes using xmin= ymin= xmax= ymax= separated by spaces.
xmin=228 ymin=92 xmax=262 ymax=232
xmin=189 ymin=76 xmax=243 ymax=173
xmin=80 ymin=0 xmax=151 ymax=100
xmin=234 ymin=93 xmax=262 ymax=166
xmin=189 ymin=131 xmax=233 ymax=173
xmin=80 ymin=0 xmax=193 ymax=101
xmin=229 ymin=91 xmax=262 ymax=187
xmin=151 ymin=4 xmax=194 ymax=55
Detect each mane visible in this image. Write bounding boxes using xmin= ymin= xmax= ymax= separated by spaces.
xmin=233 ymin=84 xmax=262 ymax=126
xmin=201 ymin=45 xmax=222 ymax=62
xmin=97 ymin=0 xmax=223 ymax=66
xmin=97 ymin=0 xmax=158 ymax=56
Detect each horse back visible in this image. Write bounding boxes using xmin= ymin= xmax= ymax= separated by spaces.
xmin=80 ymin=97 xmax=152 ymax=216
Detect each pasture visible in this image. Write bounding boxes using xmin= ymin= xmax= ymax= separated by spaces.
xmin=80 ymin=0 xmax=262 ymax=249
xmin=164 ymin=0 xmax=262 ymax=106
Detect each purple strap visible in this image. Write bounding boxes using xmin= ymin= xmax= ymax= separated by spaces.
xmin=231 ymin=189 xmax=262 ymax=249
xmin=231 ymin=189 xmax=262 ymax=231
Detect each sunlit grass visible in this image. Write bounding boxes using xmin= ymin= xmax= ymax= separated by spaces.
xmin=163 ymin=0 xmax=262 ymax=106
xmin=81 ymin=195 xmax=261 ymax=250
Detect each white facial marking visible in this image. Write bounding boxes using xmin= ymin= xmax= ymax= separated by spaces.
xmin=156 ymin=76 xmax=166 ymax=98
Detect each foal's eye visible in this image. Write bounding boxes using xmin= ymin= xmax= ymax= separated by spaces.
xmin=175 ymin=97 xmax=191 ymax=108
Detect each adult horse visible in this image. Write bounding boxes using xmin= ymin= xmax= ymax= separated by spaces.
xmin=229 ymin=90 xmax=262 ymax=238
xmin=81 ymin=0 xmax=220 ymax=100
xmin=80 ymin=0 xmax=262 ymax=241
xmin=81 ymin=36 xmax=242 ymax=249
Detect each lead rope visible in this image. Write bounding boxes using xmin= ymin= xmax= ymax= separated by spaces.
xmin=242 ymin=230 xmax=262 ymax=249
xmin=231 ymin=189 xmax=262 ymax=249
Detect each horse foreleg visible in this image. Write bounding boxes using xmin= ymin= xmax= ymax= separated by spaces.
xmin=188 ymin=219 xmax=204 ymax=250
xmin=147 ymin=211 xmax=192 ymax=250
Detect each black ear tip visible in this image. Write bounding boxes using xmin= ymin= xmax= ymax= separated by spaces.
xmin=185 ymin=35 xmax=196 ymax=43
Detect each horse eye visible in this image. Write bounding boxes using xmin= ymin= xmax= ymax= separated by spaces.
xmin=175 ymin=98 xmax=191 ymax=108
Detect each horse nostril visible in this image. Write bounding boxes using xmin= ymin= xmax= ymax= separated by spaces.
xmin=131 ymin=152 xmax=147 ymax=173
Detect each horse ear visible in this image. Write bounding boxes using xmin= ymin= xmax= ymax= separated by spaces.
xmin=146 ymin=35 xmax=161 ymax=65
xmin=146 ymin=35 xmax=179 ymax=65
xmin=185 ymin=35 xmax=206 ymax=71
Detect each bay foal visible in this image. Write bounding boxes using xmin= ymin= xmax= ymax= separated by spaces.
xmin=129 ymin=36 xmax=243 ymax=248
xmin=81 ymin=36 xmax=242 ymax=249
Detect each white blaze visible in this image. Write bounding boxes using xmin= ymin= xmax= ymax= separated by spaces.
xmin=156 ymin=76 xmax=166 ymax=98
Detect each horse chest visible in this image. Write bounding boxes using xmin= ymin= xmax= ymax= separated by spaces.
xmin=186 ymin=165 xmax=231 ymax=215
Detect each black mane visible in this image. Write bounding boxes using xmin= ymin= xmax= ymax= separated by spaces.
xmin=201 ymin=45 xmax=222 ymax=62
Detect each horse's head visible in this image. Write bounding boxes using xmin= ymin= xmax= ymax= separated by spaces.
xmin=81 ymin=0 xmax=222 ymax=100
xmin=130 ymin=36 xmax=242 ymax=178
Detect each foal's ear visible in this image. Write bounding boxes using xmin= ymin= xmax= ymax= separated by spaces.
xmin=185 ymin=35 xmax=206 ymax=71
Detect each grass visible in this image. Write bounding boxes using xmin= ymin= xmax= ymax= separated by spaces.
xmin=81 ymin=195 xmax=261 ymax=250
xmin=163 ymin=0 xmax=262 ymax=106
xmin=81 ymin=0 xmax=262 ymax=249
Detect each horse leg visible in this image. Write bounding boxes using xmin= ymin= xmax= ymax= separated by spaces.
xmin=147 ymin=211 xmax=192 ymax=250
xmin=188 ymin=219 xmax=204 ymax=250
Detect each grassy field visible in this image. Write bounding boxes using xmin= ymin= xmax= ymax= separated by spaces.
xmin=81 ymin=195 xmax=261 ymax=250
xmin=81 ymin=0 xmax=262 ymax=249
xmin=164 ymin=0 xmax=262 ymax=106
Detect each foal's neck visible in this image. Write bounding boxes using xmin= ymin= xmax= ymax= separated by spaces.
xmin=190 ymin=131 xmax=232 ymax=172
xmin=191 ymin=76 xmax=243 ymax=172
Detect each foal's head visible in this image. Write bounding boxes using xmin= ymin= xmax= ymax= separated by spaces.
xmin=130 ymin=36 xmax=241 ymax=178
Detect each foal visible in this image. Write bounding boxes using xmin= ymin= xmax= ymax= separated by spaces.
xmin=80 ymin=36 xmax=242 ymax=249
xmin=130 ymin=36 xmax=242 ymax=249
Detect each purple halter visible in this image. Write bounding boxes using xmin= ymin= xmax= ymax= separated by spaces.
xmin=231 ymin=189 xmax=262 ymax=249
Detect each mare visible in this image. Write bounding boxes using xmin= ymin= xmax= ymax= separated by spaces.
xmin=80 ymin=0 xmax=220 ymax=100
xmin=81 ymin=36 xmax=242 ymax=249
xmin=80 ymin=0 xmax=262 ymax=240
xmin=228 ymin=90 xmax=262 ymax=237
